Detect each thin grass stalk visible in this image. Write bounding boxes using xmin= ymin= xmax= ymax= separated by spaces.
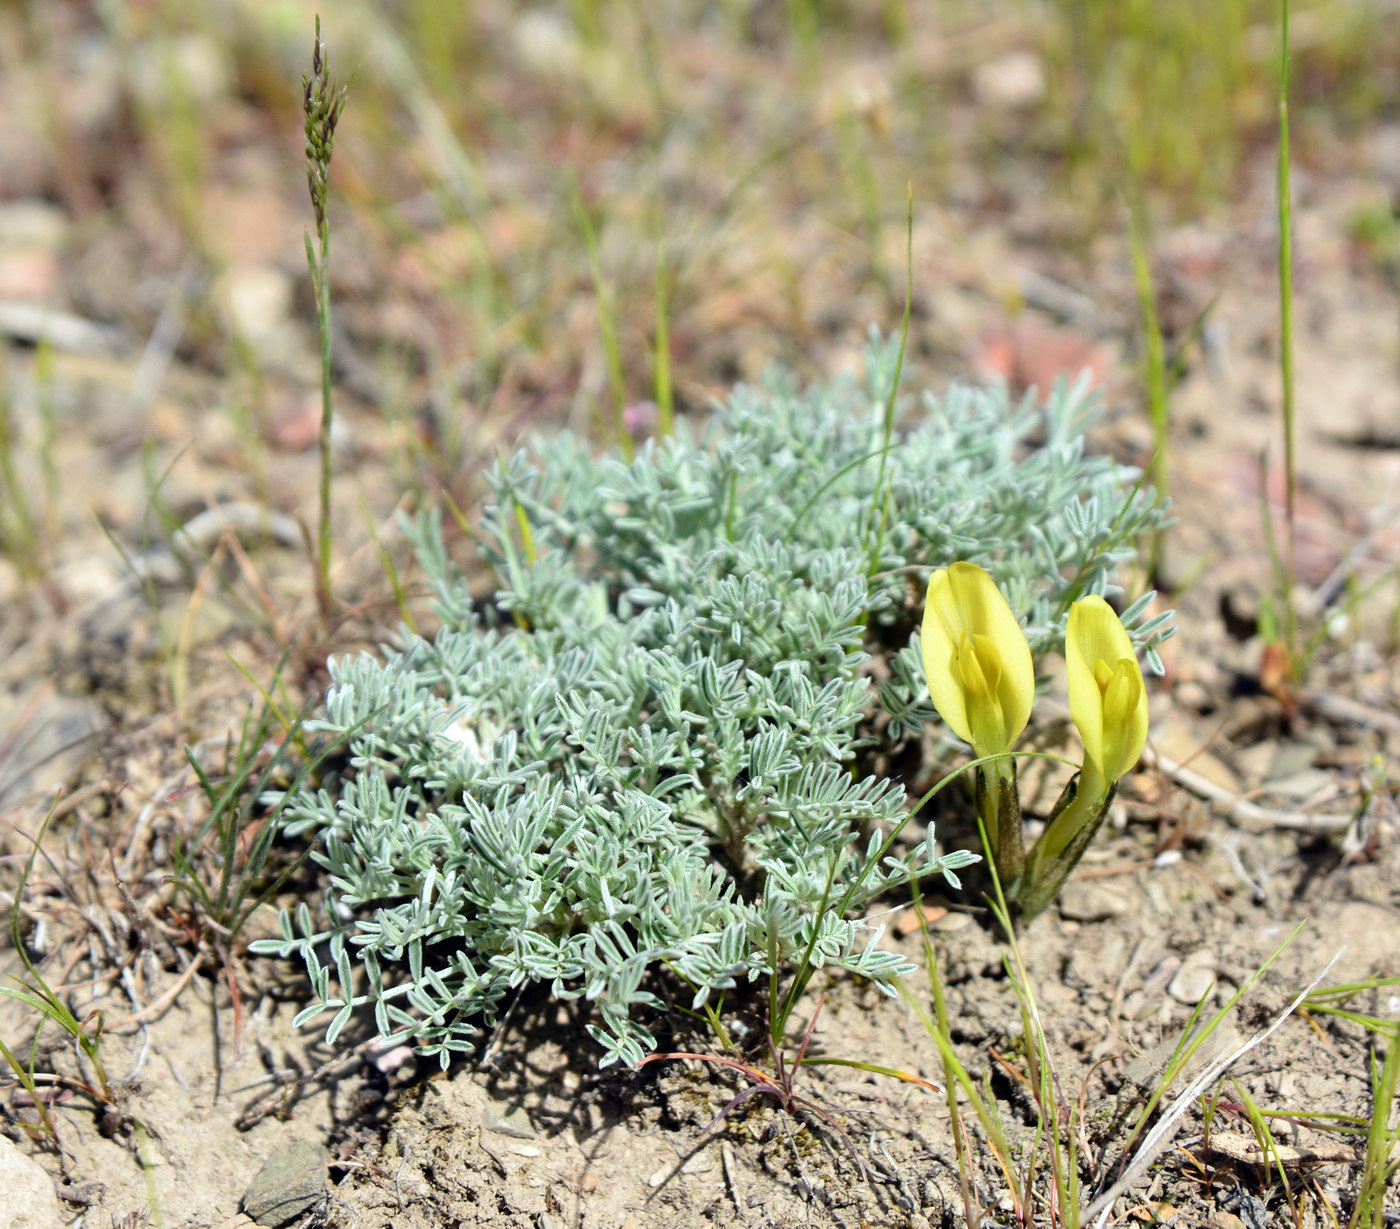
xmin=908 ymin=949 xmax=982 ymax=1225
xmin=1350 ymin=1022 xmax=1400 ymax=1229
xmin=983 ymin=825 xmax=1073 ymax=1224
xmin=168 ymin=539 xmax=229 ymax=712
xmin=303 ymin=18 xmax=351 ymax=625
xmin=1277 ymin=0 xmax=1299 ymax=679
xmin=173 ymin=688 xmax=368 ymax=940
xmin=864 ymin=187 xmax=912 ymax=579
xmin=896 ymin=967 xmax=1017 ymax=1219
xmin=6 ymin=801 xmax=113 ymax=1103
xmin=0 ymin=1036 xmax=55 ymax=1138
xmin=35 ymin=337 xmax=58 ymax=542
xmin=1393 ymin=189 xmax=1400 ymax=381
xmin=771 ymin=750 xmax=1057 ymax=1050
xmin=653 ymin=221 xmax=674 ymax=437
xmin=570 ymin=178 xmax=632 ymax=460
xmin=312 ymin=232 xmax=335 ymax=622
xmin=134 ymin=1118 xmax=166 ymax=1229
xmin=1128 ymin=201 xmax=1169 ymax=581
xmin=360 ymin=494 xmax=418 ymax=635
xmin=772 ymin=856 xmax=841 ymax=1045
xmin=1118 ymin=921 xmax=1305 ymax=1169
xmin=836 ymin=106 xmax=885 ymax=284
xmin=0 ymin=355 xmax=39 ymax=578
xmin=1230 ymin=1080 xmax=1300 ymax=1216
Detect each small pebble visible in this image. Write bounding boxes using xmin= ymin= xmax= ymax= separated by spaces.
xmin=217 ymin=262 xmax=294 ymax=349
xmin=895 ymin=901 xmax=948 ymax=935
xmin=930 ymin=911 xmax=972 ymax=933
xmin=971 ymin=49 xmax=1046 ymax=109
xmin=1058 ymin=883 xmax=1129 ymax=922
xmin=366 ymin=1039 xmax=417 ymax=1075
xmin=647 ymin=1152 xmax=713 ymax=1186
xmin=483 ymin=1100 xmax=537 ymax=1140
xmin=1168 ymin=953 xmax=1218 ymax=1005
xmin=0 ymin=1136 xmax=64 ymax=1229
xmin=241 ymin=1140 xmax=327 ymax=1228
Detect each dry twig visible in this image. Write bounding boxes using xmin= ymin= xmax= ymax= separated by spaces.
xmin=1143 ymin=745 xmax=1353 ymax=834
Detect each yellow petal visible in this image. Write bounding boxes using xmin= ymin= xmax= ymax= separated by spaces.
xmin=957 ymin=632 xmax=1008 ymax=752
xmin=1067 ymin=595 xmax=1149 ymax=782
xmin=922 ymin=563 xmax=1034 ymax=756
xmin=1101 ymin=658 xmax=1148 ymax=781
xmin=921 ymin=571 xmax=973 ymax=747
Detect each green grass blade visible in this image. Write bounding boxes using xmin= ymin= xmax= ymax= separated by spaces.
xmin=1277 ymin=0 xmax=1299 ymax=678
xmin=864 ymin=185 xmax=913 ymax=579
xmin=653 ymin=221 xmax=674 ymax=437
xmin=569 ymin=176 xmax=632 ymax=460
xmin=1127 ymin=200 xmax=1169 ymax=578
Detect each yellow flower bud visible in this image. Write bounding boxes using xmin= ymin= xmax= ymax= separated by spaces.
xmin=1066 ymin=596 xmax=1148 ymax=784
xmin=922 ymin=563 xmax=1035 ymax=758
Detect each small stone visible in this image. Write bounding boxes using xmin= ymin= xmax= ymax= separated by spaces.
xmin=648 ymin=1152 xmax=713 ymax=1186
xmin=929 ymin=910 xmax=971 ymax=933
xmin=483 ymin=1100 xmax=536 ymax=1140
xmin=366 ymin=1038 xmax=417 ymax=1077
xmin=218 ymin=263 xmax=294 ymax=348
xmin=0 ymin=199 xmax=67 ymax=246
xmin=1058 ymin=883 xmax=1129 ymax=922
xmin=1168 ymin=952 xmax=1218 ymax=1005
xmin=511 ymin=11 xmax=582 ymax=79
xmin=1171 ymin=679 xmax=1213 ymax=714
xmin=971 ymin=50 xmax=1046 ymax=109
xmin=1262 ymin=768 xmax=1334 ymax=802
xmin=241 ymin=1140 xmax=327 ymax=1228
xmin=53 ymin=555 xmax=124 ymax=605
xmin=0 ymin=246 xmax=59 ymax=300
xmin=1232 ymin=741 xmax=1276 ymax=788
xmin=0 ymin=1136 xmax=64 ymax=1229
xmin=0 ymin=191 xmax=64 ymax=302
xmin=895 ymin=900 xmax=948 ymax=935
xmin=508 ymin=1144 xmax=542 ymax=1158
xmin=1267 ymin=737 xmax=1324 ymax=780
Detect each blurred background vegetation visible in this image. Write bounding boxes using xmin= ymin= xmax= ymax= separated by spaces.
xmin=6 ymin=0 xmax=1397 ymax=404
xmin=2 ymin=0 xmax=1399 ymax=605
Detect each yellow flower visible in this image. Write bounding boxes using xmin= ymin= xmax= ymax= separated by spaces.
xmin=922 ymin=563 xmax=1035 ymax=758
xmin=1066 ymin=596 xmax=1148 ymax=784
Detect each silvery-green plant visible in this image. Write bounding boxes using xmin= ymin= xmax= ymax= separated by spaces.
xmin=251 ymin=331 xmax=1172 ymax=1068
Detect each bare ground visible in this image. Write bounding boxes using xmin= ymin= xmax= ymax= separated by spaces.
xmin=1 ymin=4 xmax=1398 ymax=1227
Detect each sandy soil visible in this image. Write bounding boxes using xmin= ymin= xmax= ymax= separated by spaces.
xmin=1 ymin=3 xmax=1398 ymax=1227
